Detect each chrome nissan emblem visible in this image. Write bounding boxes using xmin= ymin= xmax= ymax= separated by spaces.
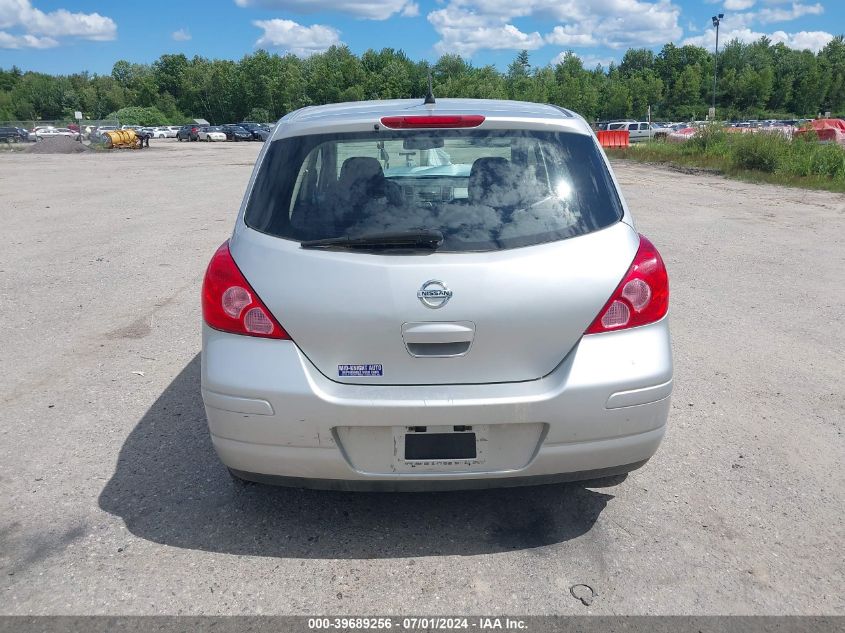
xmin=417 ymin=280 xmax=452 ymax=309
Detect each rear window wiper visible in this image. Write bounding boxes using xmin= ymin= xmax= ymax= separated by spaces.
xmin=301 ymin=229 xmax=444 ymax=250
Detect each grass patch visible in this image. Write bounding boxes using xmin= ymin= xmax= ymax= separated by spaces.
xmin=608 ymin=129 xmax=845 ymax=193
xmin=0 ymin=141 xmax=27 ymax=152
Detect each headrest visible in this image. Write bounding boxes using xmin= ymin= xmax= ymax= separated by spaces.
xmin=340 ymin=157 xmax=384 ymax=186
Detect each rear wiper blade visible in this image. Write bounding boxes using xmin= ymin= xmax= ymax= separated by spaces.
xmin=301 ymin=229 xmax=444 ymax=250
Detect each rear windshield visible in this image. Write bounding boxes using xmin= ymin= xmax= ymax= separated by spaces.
xmin=244 ymin=129 xmax=622 ymax=252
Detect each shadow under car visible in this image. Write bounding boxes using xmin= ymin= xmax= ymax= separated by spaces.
xmin=98 ymin=354 xmax=618 ymax=559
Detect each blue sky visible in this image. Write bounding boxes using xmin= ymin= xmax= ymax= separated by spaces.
xmin=1 ymin=0 xmax=842 ymax=75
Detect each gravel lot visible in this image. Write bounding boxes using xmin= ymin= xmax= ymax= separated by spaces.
xmin=0 ymin=140 xmax=842 ymax=615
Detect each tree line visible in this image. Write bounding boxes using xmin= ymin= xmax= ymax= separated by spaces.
xmin=1 ymin=35 xmax=844 ymax=126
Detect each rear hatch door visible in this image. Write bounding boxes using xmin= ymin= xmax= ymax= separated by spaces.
xmin=231 ymin=222 xmax=637 ymax=385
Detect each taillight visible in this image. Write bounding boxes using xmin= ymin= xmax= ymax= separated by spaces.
xmin=202 ymin=241 xmax=290 ymax=339
xmin=585 ymin=235 xmax=669 ymax=334
xmin=379 ymin=115 xmax=485 ymax=129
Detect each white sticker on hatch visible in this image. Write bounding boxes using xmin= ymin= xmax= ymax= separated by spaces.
xmin=338 ymin=364 xmax=383 ymax=377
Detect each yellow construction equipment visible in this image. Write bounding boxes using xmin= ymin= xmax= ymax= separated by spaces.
xmin=104 ymin=129 xmax=140 ymax=149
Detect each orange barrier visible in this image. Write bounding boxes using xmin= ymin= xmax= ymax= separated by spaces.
xmin=596 ymin=130 xmax=630 ymax=148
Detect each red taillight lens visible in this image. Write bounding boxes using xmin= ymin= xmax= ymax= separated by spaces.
xmin=379 ymin=115 xmax=485 ymax=129
xmin=585 ymin=235 xmax=669 ymax=334
xmin=202 ymin=241 xmax=290 ymax=339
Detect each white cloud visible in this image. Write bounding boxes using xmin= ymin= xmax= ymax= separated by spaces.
xmin=776 ymin=30 xmax=835 ymax=51
xmin=545 ymin=25 xmax=596 ymax=47
xmin=0 ymin=0 xmax=116 ymax=47
xmin=682 ymin=27 xmax=833 ymax=52
xmin=428 ymin=0 xmax=682 ymax=54
xmin=0 ymin=30 xmax=57 ymax=48
xmin=715 ymin=2 xmax=824 ymax=29
xmin=253 ymin=18 xmax=342 ymax=56
xmin=234 ymin=0 xmax=418 ymax=20
xmin=755 ymin=2 xmax=823 ymax=23
xmin=427 ymin=5 xmax=543 ymax=56
xmin=724 ymin=0 xmax=755 ymax=10
xmin=401 ymin=2 xmax=419 ymax=17
xmin=171 ymin=28 xmax=191 ymax=41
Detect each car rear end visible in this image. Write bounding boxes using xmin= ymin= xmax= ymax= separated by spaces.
xmin=0 ymin=127 xmax=18 ymax=142
xmin=201 ymin=99 xmax=672 ymax=490
xmin=224 ymin=125 xmax=252 ymax=141
xmin=205 ymin=127 xmax=226 ymax=142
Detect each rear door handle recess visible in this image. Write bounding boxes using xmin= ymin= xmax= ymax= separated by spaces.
xmin=402 ymin=321 xmax=475 ymax=357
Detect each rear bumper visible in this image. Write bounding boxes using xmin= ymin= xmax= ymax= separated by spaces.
xmin=201 ymin=318 xmax=672 ymax=489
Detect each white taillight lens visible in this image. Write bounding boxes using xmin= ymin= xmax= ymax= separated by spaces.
xmin=244 ymin=307 xmax=274 ymax=335
xmin=600 ymin=300 xmax=631 ymax=329
xmin=222 ymin=286 xmax=251 ymax=318
xmin=621 ymin=278 xmax=651 ymax=311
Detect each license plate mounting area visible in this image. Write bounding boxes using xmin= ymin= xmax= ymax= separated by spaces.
xmin=404 ymin=429 xmax=477 ymax=461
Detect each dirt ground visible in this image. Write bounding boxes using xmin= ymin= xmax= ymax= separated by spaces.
xmin=0 ymin=140 xmax=843 ymax=615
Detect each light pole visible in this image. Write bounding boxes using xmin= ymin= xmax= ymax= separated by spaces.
xmin=711 ymin=13 xmax=724 ymax=120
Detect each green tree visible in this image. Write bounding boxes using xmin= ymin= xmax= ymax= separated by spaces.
xmin=602 ymin=72 xmax=632 ymax=119
xmin=105 ymin=106 xmax=170 ymax=125
xmin=3 ymin=35 xmax=844 ymax=125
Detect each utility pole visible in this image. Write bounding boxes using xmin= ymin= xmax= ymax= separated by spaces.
xmin=711 ymin=13 xmax=724 ymax=120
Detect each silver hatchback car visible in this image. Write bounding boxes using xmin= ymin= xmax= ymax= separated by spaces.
xmin=201 ymin=98 xmax=672 ymax=491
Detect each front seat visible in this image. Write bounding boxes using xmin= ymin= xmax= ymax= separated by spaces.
xmin=335 ymin=157 xmax=402 ymax=226
xmin=338 ymin=157 xmax=387 ymax=200
xmin=468 ymin=157 xmax=510 ymax=205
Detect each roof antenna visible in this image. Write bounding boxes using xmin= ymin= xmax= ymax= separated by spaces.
xmin=424 ymin=71 xmax=435 ymax=105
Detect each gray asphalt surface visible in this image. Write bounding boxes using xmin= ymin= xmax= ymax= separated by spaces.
xmin=0 ymin=140 xmax=843 ymax=615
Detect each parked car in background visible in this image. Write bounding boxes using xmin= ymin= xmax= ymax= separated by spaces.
xmin=150 ymin=127 xmax=170 ymax=138
xmin=237 ymin=122 xmax=271 ymax=141
xmin=198 ymin=126 xmax=227 ymax=142
xmin=220 ymin=124 xmax=252 ymax=142
xmin=177 ymin=124 xmax=200 ymax=141
xmin=606 ymin=121 xmax=667 ymax=142
xmin=163 ymin=126 xmax=179 ymax=138
xmin=36 ymin=127 xmax=79 ymax=140
xmin=595 ymin=119 xmax=635 ymax=131
xmin=29 ymin=125 xmax=55 ymax=141
xmin=0 ymin=126 xmax=28 ymax=142
xmin=201 ymin=98 xmax=672 ymax=490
